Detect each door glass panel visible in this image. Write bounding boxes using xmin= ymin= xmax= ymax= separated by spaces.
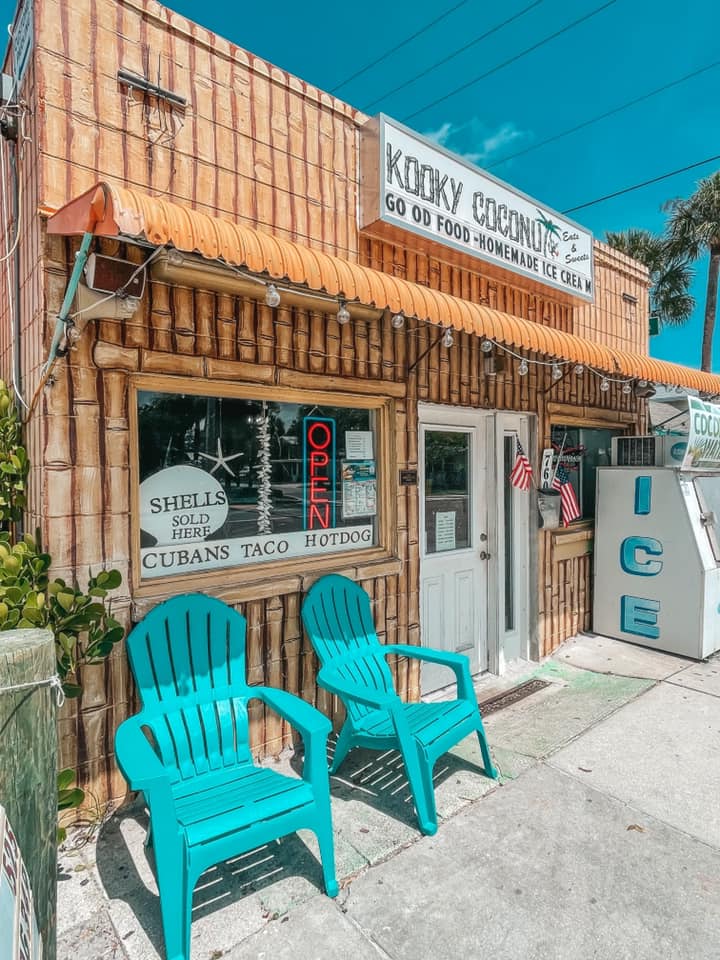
xmin=503 ymin=434 xmax=515 ymax=631
xmin=424 ymin=430 xmax=471 ymax=553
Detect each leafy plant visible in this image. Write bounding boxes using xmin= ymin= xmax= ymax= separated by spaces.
xmin=57 ymin=769 xmax=85 ymax=844
xmin=0 ymin=380 xmax=28 ymax=524
xmin=0 ymin=531 xmax=124 ymax=697
xmin=0 ymin=378 xmax=125 ymax=697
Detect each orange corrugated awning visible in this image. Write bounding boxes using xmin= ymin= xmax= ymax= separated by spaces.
xmin=46 ymin=181 xmax=720 ymax=394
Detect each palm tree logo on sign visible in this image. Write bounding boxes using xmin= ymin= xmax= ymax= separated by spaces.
xmin=535 ymin=208 xmax=563 ymax=260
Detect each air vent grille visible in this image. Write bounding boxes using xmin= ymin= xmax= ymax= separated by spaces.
xmin=614 ymin=436 xmax=658 ymax=466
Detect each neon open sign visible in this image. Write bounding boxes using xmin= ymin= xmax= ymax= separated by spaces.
xmin=303 ymin=416 xmax=336 ymax=530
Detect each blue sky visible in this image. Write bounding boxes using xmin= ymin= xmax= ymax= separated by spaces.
xmin=3 ymin=0 xmax=719 ymax=369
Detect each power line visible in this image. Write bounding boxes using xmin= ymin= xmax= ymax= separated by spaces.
xmin=329 ymin=0 xmax=469 ymax=94
xmin=403 ymin=0 xmax=617 ymax=123
xmin=361 ymin=0 xmax=544 ymax=113
xmin=489 ymin=59 xmax=720 ymax=168
xmin=562 ymin=153 xmax=720 ymax=214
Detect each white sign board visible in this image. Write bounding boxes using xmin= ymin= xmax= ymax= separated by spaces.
xmin=360 ymin=115 xmax=594 ymax=301
xmin=682 ymin=396 xmax=720 ymax=470
xmin=140 ymin=466 xmax=229 ymax=546
xmin=540 ymin=449 xmax=554 ymax=490
xmin=141 ymin=525 xmax=375 ymax=578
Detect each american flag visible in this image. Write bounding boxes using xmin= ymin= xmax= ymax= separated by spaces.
xmin=552 ymin=465 xmax=581 ymax=526
xmin=509 ymin=439 xmax=533 ymax=491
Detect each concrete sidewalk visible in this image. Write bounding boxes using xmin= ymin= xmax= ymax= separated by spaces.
xmin=57 ymin=636 xmax=720 ymax=960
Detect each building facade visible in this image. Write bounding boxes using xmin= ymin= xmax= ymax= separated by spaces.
xmin=2 ymin=0 xmax=719 ymax=804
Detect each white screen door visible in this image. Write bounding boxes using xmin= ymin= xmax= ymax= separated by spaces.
xmin=419 ymin=406 xmax=488 ymax=694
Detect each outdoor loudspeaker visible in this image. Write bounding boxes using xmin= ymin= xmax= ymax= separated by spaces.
xmin=73 ymin=282 xmax=141 ymax=322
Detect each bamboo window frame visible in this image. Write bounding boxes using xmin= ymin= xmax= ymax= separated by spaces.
xmin=129 ymin=374 xmax=398 ymax=598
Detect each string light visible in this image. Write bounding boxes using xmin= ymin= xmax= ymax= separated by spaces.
xmin=600 ymin=377 xmax=610 ymax=392
xmin=391 ymin=312 xmax=405 ymax=329
xmin=442 ymin=327 xmax=454 ymax=348
xmin=551 ymin=362 xmax=563 ymax=381
xmin=574 ymin=363 xmax=584 ymax=376
xmin=480 ymin=338 xmax=493 ymax=353
xmin=518 ymin=359 xmax=529 ymax=376
xmin=264 ymin=283 xmax=281 ymax=308
xmin=336 ymin=301 xmax=351 ymax=325
xmin=622 ymin=381 xmax=632 ymax=394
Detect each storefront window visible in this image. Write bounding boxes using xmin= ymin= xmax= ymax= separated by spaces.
xmin=137 ymin=391 xmax=380 ymax=579
xmin=550 ymin=425 xmax=623 ymax=520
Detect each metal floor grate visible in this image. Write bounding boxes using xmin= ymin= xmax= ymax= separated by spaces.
xmin=478 ymin=678 xmax=551 ymax=716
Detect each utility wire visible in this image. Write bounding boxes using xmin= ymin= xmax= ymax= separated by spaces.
xmin=329 ymin=0 xmax=469 ymax=94
xmin=361 ymin=0 xmax=544 ymax=113
xmin=562 ymin=153 xmax=720 ymax=214
xmin=489 ymin=59 xmax=720 ymax=168
xmin=403 ymin=0 xmax=617 ymax=123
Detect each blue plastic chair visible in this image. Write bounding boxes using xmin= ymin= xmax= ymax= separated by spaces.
xmin=115 ymin=594 xmax=338 ymax=960
xmin=301 ymin=574 xmax=497 ymax=836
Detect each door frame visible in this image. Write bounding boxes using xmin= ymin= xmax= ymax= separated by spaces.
xmin=486 ymin=412 xmax=534 ymax=673
xmin=418 ymin=403 xmax=536 ymax=679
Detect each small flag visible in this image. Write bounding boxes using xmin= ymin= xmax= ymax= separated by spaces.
xmin=509 ymin=439 xmax=533 ymax=491
xmin=552 ymin=464 xmax=581 ymax=526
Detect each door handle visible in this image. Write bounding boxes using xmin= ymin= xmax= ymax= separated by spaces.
xmin=479 ymin=551 xmax=491 ymax=560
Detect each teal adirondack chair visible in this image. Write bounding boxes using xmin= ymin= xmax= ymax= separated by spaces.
xmin=115 ymin=594 xmax=338 ymax=960
xmin=301 ymin=574 xmax=497 ymax=836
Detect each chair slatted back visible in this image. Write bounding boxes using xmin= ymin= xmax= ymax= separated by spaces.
xmin=302 ymin=575 xmax=397 ymax=723
xmin=126 ymin=594 xmax=251 ymax=782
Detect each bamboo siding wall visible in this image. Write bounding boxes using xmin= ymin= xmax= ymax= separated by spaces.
xmin=42 ymin=231 xmax=640 ymax=803
xmin=575 ymin=242 xmax=650 ymax=353
xmin=33 ymin=0 xmax=645 ymax=349
xmin=0 ymin=0 xmax=651 ymax=806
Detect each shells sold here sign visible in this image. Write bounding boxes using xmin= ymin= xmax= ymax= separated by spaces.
xmin=360 ymin=115 xmax=594 ymax=301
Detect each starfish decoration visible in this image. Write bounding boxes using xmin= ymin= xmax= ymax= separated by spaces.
xmin=189 ymin=438 xmax=244 ymax=477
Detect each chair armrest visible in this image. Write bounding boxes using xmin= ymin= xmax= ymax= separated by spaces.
xmin=382 ymin=644 xmax=474 ymax=701
xmin=114 ymin=716 xmax=174 ymax=795
xmin=317 ymin=667 xmax=396 ymax=709
xmin=250 ymin=686 xmax=331 ymax=740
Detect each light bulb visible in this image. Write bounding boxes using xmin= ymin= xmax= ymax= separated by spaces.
xmin=265 ymin=283 xmax=281 ymax=308
xmin=65 ymin=323 xmax=81 ymax=344
xmin=480 ymin=338 xmax=493 ymax=353
xmin=637 ymin=379 xmax=648 ymax=388
xmin=600 ymin=377 xmax=610 ymax=392
xmin=518 ymin=359 xmax=529 ymax=376
xmin=391 ymin=312 xmax=405 ymax=329
xmin=442 ymin=327 xmax=454 ymax=348
xmin=574 ymin=363 xmax=584 ymax=376
xmin=622 ymin=381 xmax=632 ymax=394
xmin=552 ymin=362 xmax=563 ymax=381
xmin=336 ymin=301 xmax=350 ymax=325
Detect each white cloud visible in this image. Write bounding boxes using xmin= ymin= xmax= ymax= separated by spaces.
xmin=421 ymin=118 xmax=530 ymax=167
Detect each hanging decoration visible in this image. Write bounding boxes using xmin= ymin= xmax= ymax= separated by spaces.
xmin=256 ymin=403 xmax=273 ymax=535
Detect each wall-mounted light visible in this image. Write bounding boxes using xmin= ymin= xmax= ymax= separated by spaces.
xmin=265 ymin=283 xmax=281 ymax=308
xmin=337 ymin=301 xmax=351 ymax=326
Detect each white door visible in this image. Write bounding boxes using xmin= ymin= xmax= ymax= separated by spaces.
xmin=419 ymin=405 xmax=488 ymax=694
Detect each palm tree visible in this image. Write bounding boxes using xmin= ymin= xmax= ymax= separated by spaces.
xmin=605 ymin=228 xmax=694 ymax=331
xmin=665 ymin=170 xmax=720 ymax=371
